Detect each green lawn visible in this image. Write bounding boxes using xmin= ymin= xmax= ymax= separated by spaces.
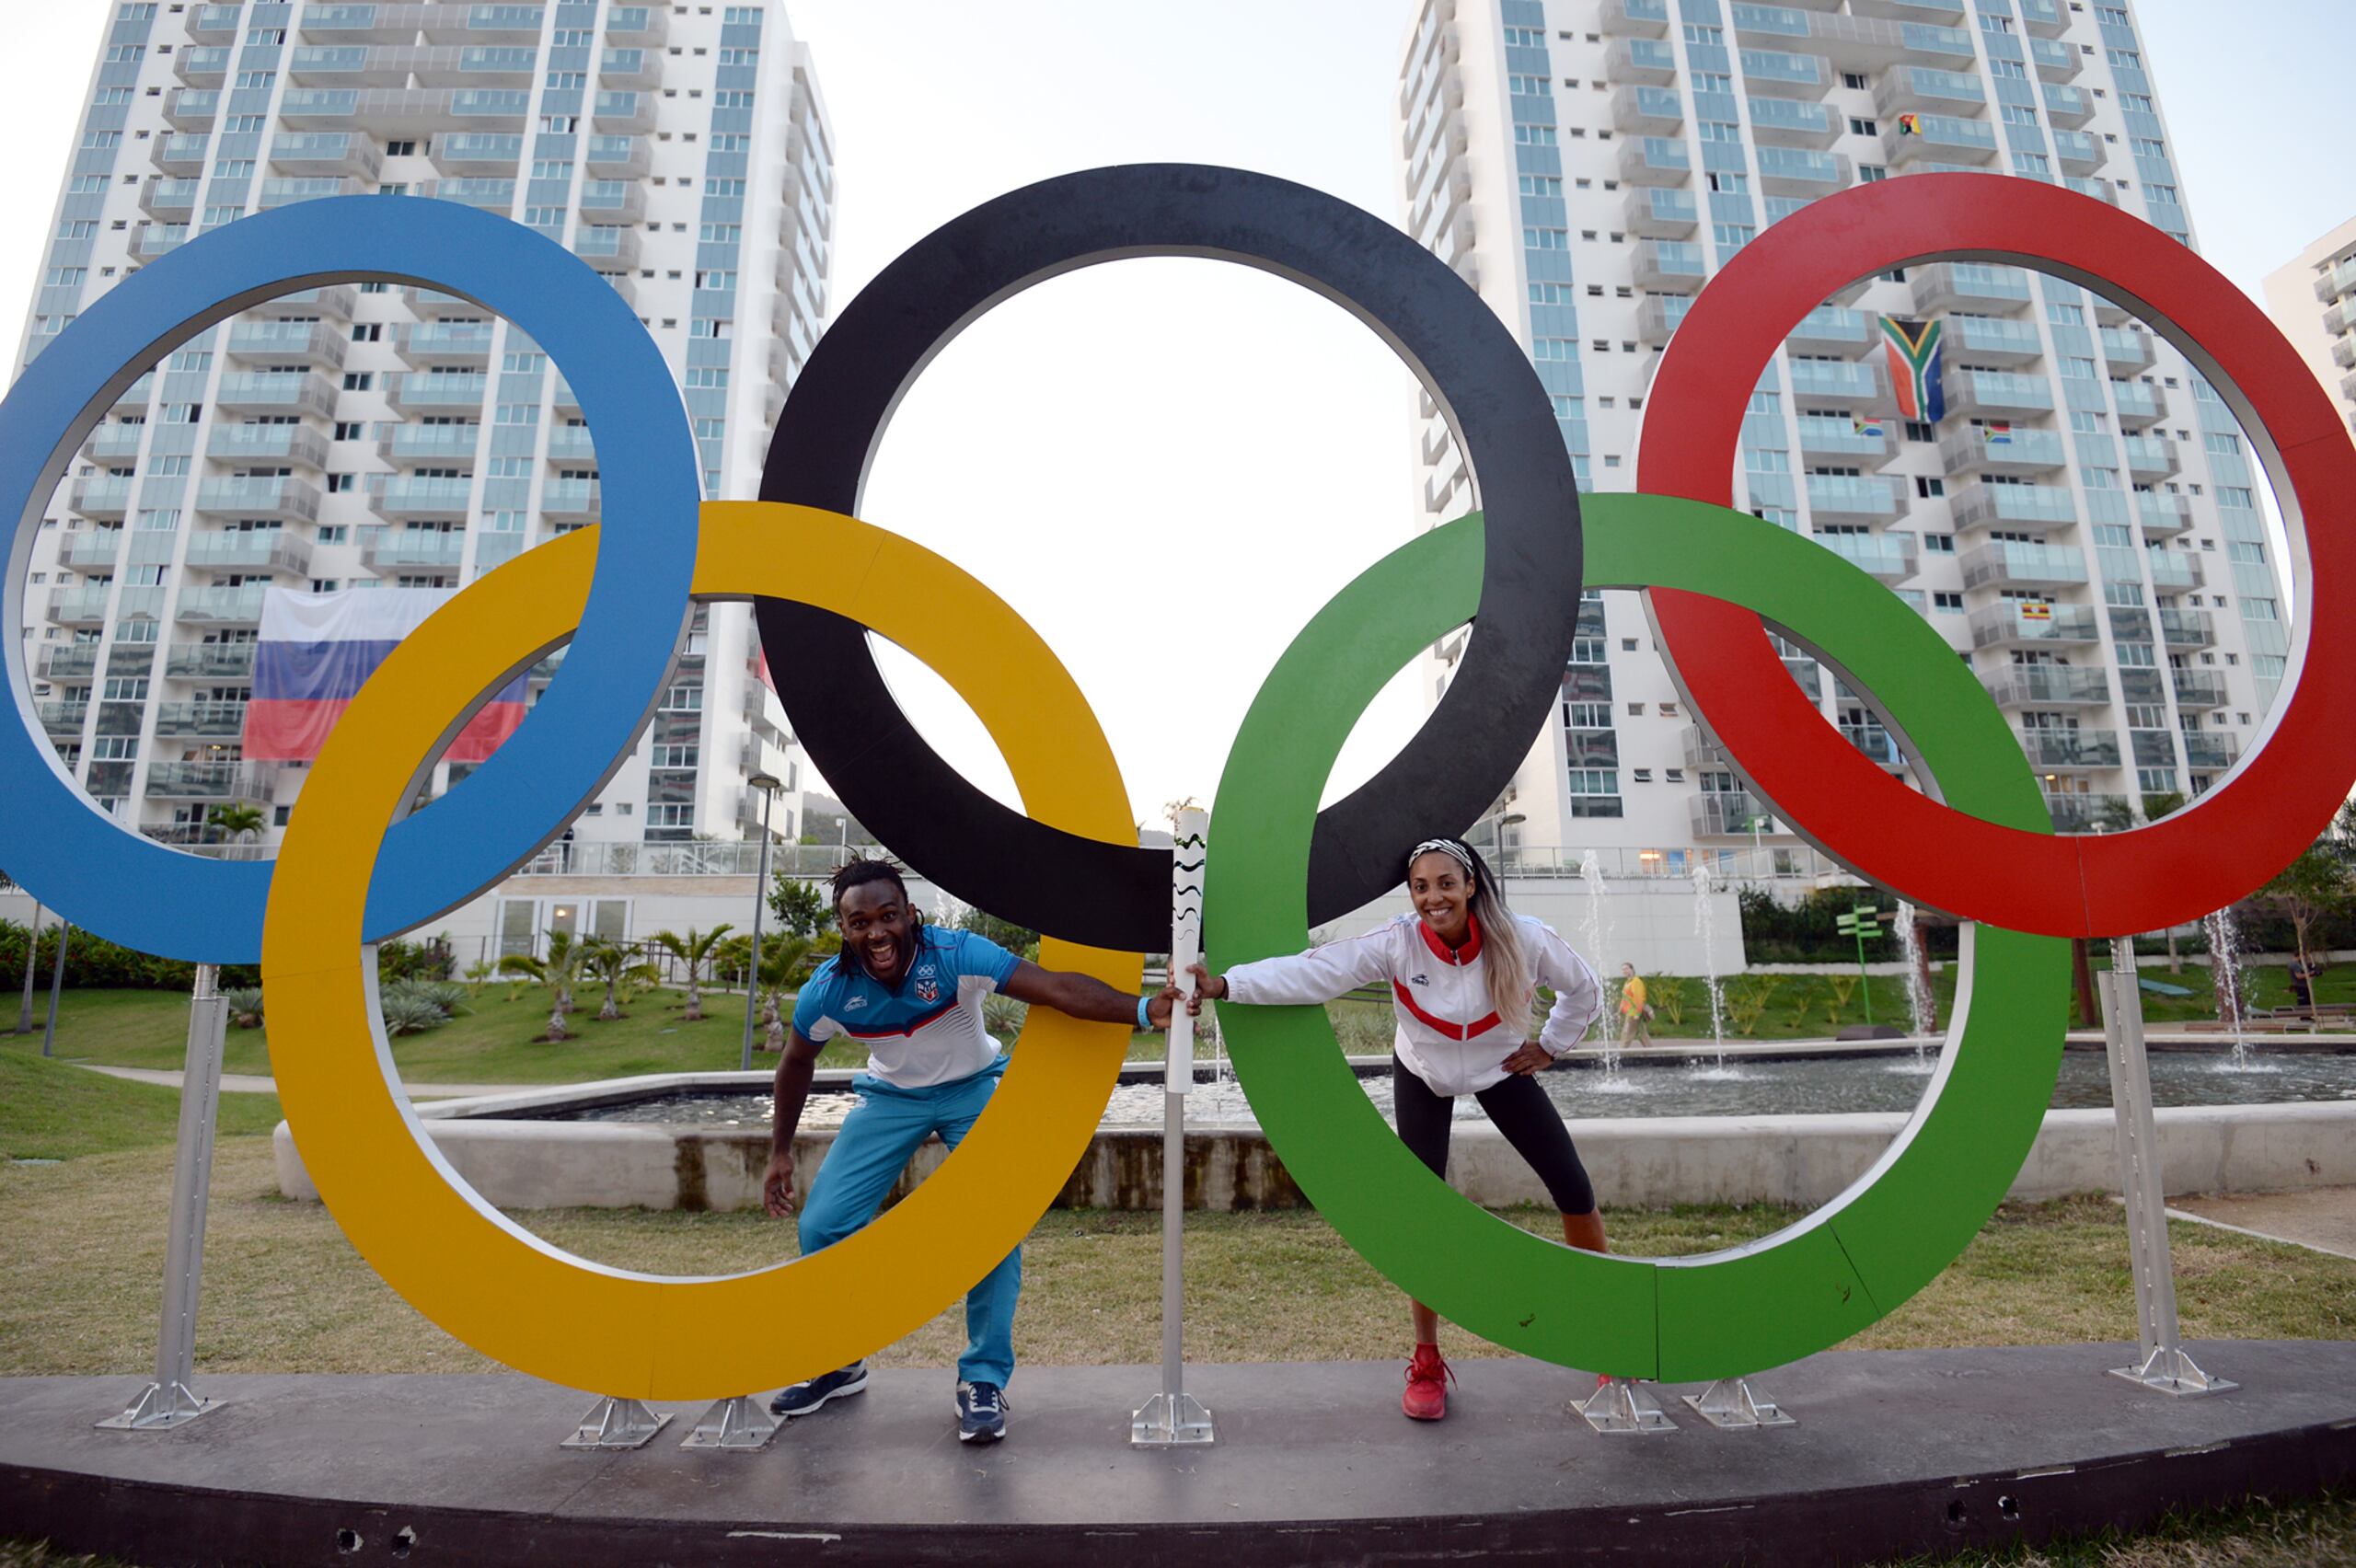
xmin=0 ymin=1052 xmax=283 ymax=1162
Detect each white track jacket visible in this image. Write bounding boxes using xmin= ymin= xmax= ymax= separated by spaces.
xmin=1221 ymin=913 xmax=1605 ymax=1096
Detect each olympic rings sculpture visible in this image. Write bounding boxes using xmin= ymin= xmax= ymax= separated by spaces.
xmin=1 ymin=167 xmax=2347 ymax=1398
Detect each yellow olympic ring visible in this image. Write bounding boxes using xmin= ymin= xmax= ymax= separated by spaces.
xmin=262 ymin=502 xmax=1140 ymax=1400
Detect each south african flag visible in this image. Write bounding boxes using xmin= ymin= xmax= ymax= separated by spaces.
xmin=1879 ymin=316 xmax=1946 ymax=422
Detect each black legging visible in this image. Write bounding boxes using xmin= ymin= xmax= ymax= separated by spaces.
xmin=1392 ymin=1055 xmax=1596 ymax=1216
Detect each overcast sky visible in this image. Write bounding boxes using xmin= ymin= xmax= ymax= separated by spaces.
xmin=2 ymin=0 xmax=2345 ymax=836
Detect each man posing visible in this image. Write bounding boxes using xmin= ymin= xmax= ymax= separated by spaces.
xmin=762 ymin=859 xmax=1176 ymax=1445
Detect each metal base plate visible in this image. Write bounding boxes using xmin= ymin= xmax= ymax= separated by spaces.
xmin=560 ymin=1396 xmax=671 ymax=1450
xmin=1130 ymin=1390 xmax=1216 ymax=1447
xmin=2110 ymin=1345 xmax=2237 ymax=1398
xmin=1574 ymin=1377 xmax=1676 ymax=1435
xmin=680 ymin=1395 xmax=781 ymax=1451
xmin=1681 ymin=1378 xmax=1797 ymax=1430
xmin=96 ymin=1381 xmax=217 ymax=1432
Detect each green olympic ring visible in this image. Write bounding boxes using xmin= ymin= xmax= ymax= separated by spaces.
xmin=1207 ymin=494 xmax=2070 ymax=1381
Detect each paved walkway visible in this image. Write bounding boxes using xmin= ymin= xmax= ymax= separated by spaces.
xmin=76 ymin=1065 xmax=540 ymax=1101
xmin=2169 ymin=1186 xmax=2356 ymax=1259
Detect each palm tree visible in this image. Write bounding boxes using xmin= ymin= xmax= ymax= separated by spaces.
xmin=207 ymin=802 xmax=265 ymax=856
xmin=756 ymin=934 xmax=816 ymax=1053
xmin=652 ymin=924 xmax=734 ymax=1022
xmin=497 ymin=930 xmax=592 ymax=1042
xmin=583 ymin=939 xmax=661 ymax=1022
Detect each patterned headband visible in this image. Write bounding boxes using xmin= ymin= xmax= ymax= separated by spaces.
xmin=1407 ymin=839 xmax=1476 ymax=878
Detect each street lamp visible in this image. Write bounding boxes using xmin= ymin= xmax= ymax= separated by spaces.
xmin=739 ymin=772 xmax=783 ymax=1073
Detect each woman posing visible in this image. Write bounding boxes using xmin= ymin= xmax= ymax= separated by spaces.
xmin=1187 ymin=836 xmax=1607 ymax=1421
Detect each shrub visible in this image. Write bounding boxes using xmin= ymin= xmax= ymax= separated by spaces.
xmin=379 ymin=990 xmax=450 ymax=1037
xmin=222 ymin=987 xmax=265 ymax=1029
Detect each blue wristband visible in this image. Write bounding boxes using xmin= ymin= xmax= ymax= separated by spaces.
xmin=1138 ymin=995 xmax=1153 ymax=1030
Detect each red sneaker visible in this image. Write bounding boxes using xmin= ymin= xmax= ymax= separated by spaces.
xmin=1402 ymin=1343 xmax=1452 ymax=1421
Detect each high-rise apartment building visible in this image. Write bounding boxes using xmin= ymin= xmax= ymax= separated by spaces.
xmin=1395 ymin=0 xmax=2284 ymax=874
xmin=17 ymin=0 xmax=833 ymax=859
xmin=2262 ymin=216 xmax=2356 ymax=443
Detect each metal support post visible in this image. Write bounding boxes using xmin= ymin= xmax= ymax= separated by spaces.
xmin=739 ymin=774 xmax=779 ymax=1072
xmin=1682 ymin=1377 xmax=1796 ymax=1430
xmin=40 ymin=923 xmax=69 ymax=1058
xmin=560 ymin=1396 xmax=670 ymax=1450
xmin=16 ymin=900 xmax=40 ymax=1033
xmin=99 ymin=965 xmax=228 ymax=1431
xmin=1133 ymin=808 xmax=1214 ymax=1447
xmin=1576 ymin=1375 xmax=1676 ymax=1435
xmin=679 ymin=1394 xmax=780 ymax=1451
xmin=2099 ymin=938 xmax=2233 ymax=1397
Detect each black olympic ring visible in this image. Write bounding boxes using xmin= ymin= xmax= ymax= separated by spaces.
xmin=758 ymin=164 xmax=1583 ymax=951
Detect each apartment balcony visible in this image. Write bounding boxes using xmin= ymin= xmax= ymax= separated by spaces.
xmin=176 ymin=584 xmax=271 ymax=626
xmin=301 ymin=4 xmax=433 ymax=43
xmin=259 ymin=175 xmax=371 ymax=210
xmin=176 ymin=45 xmax=230 ymax=86
xmin=81 ymin=424 xmax=147 ymax=466
xmin=288 ymin=44 xmax=413 ymax=87
xmin=1634 ymin=238 xmax=1707 ymax=294
xmin=208 ymin=423 xmax=331 ymax=470
xmin=1692 ymin=790 xmax=1774 ymax=839
xmin=134 ymin=225 xmax=191 ymax=262
xmin=2043 ymin=792 xmax=2130 ymax=833
xmin=2063 ymin=176 xmax=2118 ymax=207
xmin=1875 ymin=66 xmax=1986 ymax=119
xmin=1946 ymin=369 xmax=2055 ymax=419
xmin=2050 ymin=129 xmax=2105 ymax=177
xmin=2182 ymin=732 xmax=2239 ymax=771
xmin=605 ymin=4 xmax=668 ymax=45
xmin=39 ymin=644 xmax=98 ymax=680
xmin=265 ymin=132 xmax=383 ymax=182
xmin=592 ymin=91 xmax=656 ymax=134
xmin=1985 ymin=663 xmax=2108 ymax=707
xmin=1842 ymin=724 xmax=1906 ymax=767
xmin=146 ymin=762 xmax=279 ymax=802
xmin=69 ymin=475 xmax=133 ymax=520
xmin=584 ymin=133 xmax=651 ymax=179
xmin=193 ymin=477 xmax=323 ymax=527
xmin=49 ymin=585 xmax=112 ymax=624
xmin=1609 ymin=85 xmax=1683 ymax=138
xmin=1600 ymin=0 xmax=1671 ymax=37
xmin=1785 ymin=306 xmax=1877 ymax=359
xmin=1623 ymin=186 xmax=1697 ymax=239
xmin=1969 ymin=601 xmax=2099 ymax=649
xmin=153 ymin=700 xmax=248 ymax=739
xmin=411 ymin=46 xmax=541 ymax=88
xmin=386 ymin=372 xmax=490 ymax=414
xmin=2318 ymin=259 xmax=2356 ymax=306
xmin=1813 ymin=528 xmax=1918 ymax=582
xmin=2158 ymin=608 xmax=2216 ymax=650
xmin=152 ymin=134 xmax=211 ymax=176
xmin=429 ymin=133 xmax=524 ymax=176
xmin=575 ymin=179 xmax=648 ymax=225
xmin=1941 ymin=423 xmax=2066 ymax=477
xmin=420 ymin=176 xmax=515 ymax=211
xmin=1911 ymin=262 xmax=2033 ymax=316
xmin=1850 ymin=0 xmax=1965 ymax=19
xmin=570 ymin=225 xmax=641 ymax=271
xmin=2017 ymin=728 xmax=2119 ymax=771
xmin=2039 ymin=83 xmax=2094 ymax=128
xmin=246 ymin=284 xmax=359 ymax=323
xmin=1738 ymin=12 xmax=1974 ymax=74
xmin=60 ymin=528 xmax=125 ymax=571
xmin=378 ymin=423 xmax=484 ymax=466
xmin=370 ymin=476 xmax=474 ymax=523
xmin=1680 ymin=724 xmax=1730 ymax=770
xmin=545 ymin=425 xmax=597 ymax=465
xmin=541 ymin=478 xmax=602 ymax=523
xmin=2136 ymin=490 xmax=2193 ymax=536
xmin=1796 ymin=415 xmax=1898 ymax=466
xmin=225 ymin=320 xmax=349 ymax=372
xmin=1635 ymin=294 xmax=1692 ymax=347
xmin=1618 ymin=135 xmax=1691 ymax=187
xmin=1806 ymin=473 xmax=1904 ymax=524
xmin=393 ymin=320 xmax=499 ymax=367
xmin=403 ymin=286 xmax=491 ymax=320
xmin=1883 ymin=114 xmax=1998 ymax=167
xmin=214 ymin=373 xmax=342 ymax=426
xmin=183 ymin=530 xmax=314 ymax=576
xmin=1744 ymin=49 xmax=1832 ymax=100
xmin=142 ymin=177 xmax=202 ymax=221
xmin=113 ymin=375 xmax=155 ymax=412
xmin=1756 ymin=146 xmax=1850 ymax=198
xmin=1946 ymin=316 xmax=2043 ymax=366
xmin=2144 ymin=550 xmax=2204 ymax=592
xmin=2120 ymin=432 xmax=2179 ymax=482
xmin=1746 ymin=96 xmax=1839 ymax=148
xmin=599 ymin=46 xmax=664 ymax=89
xmin=1950 ymin=479 xmax=2075 ymax=534
xmin=2028 ymin=35 xmax=2081 ymax=81
xmin=2109 ymin=379 xmax=2165 ymax=429
xmin=2096 ymin=326 xmax=2155 ymax=375
xmin=1960 ymin=540 xmax=2088 ymax=591
xmin=2016 ymin=0 xmax=2067 ymax=33
xmin=1785 ymin=357 xmax=1886 ymax=409
xmin=37 ymin=701 xmax=89 ymax=737
xmin=184 ymin=4 xmax=241 ymax=41
xmin=361 ymin=527 xmax=468 ymax=570
xmin=2172 ymin=669 xmax=2229 ymax=709
xmin=164 ymin=643 xmax=255 ymax=680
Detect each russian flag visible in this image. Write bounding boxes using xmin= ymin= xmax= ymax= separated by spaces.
xmin=245 ymin=586 xmax=525 ymax=763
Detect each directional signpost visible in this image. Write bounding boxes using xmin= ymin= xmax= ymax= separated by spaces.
xmin=1834 ymin=903 xmax=1885 ymax=1025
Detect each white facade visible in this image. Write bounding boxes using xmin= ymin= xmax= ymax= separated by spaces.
xmin=2261 ymin=215 xmax=2356 ymax=445
xmin=1395 ymin=0 xmax=2286 ymax=880
xmin=14 ymin=0 xmax=833 ymax=864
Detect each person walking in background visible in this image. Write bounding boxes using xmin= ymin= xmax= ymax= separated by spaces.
xmin=1617 ymin=963 xmax=1651 ymax=1049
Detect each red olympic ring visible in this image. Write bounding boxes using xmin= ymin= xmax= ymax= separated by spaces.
xmin=1637 ymin=175 xmax=2356 ymax=939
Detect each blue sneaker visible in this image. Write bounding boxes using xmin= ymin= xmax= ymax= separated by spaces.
xmin=768 ymin=1361 xmax=868 ymax=1418
xmin=955 ymin=1380 xmax=1008 ymax=1444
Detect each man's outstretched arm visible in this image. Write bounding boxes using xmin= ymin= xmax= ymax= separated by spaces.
xmin=1002 ymin=960 xmax=1179 ymax=1028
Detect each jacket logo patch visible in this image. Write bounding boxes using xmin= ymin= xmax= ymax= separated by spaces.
xmin=915 ymin=978 xmax=941 ymax=1004
xmin=844 ymin=996 xmax=869 ymax=1011
xmin=1410 ymin=974 xmax=1430 ymax=986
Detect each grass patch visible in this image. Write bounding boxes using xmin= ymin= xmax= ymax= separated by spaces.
xmin=0 ymin=1052 xmax=282 ymax=1162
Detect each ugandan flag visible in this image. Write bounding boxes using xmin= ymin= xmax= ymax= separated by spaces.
xmin=1879 ymin=316 xmax=1946 ymax=422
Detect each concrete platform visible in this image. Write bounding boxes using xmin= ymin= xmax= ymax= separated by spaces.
xmin=4 ymin=1342 xmax=2352 ymax=1566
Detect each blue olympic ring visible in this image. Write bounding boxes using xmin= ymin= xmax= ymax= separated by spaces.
xmin=0 ymin=199 xmax=700 ymax=962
